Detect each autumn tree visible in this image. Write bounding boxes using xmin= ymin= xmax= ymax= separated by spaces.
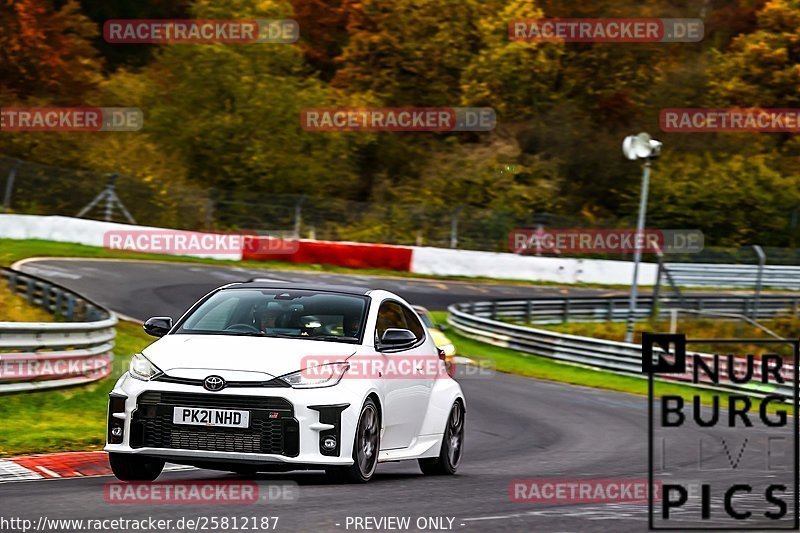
xmin=0 ymin=0 xmax=102 ymax=103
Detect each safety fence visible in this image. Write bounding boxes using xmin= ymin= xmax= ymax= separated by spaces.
xmin=663 ymin=262 xmax=800 ymax=290
xmin=448 ymin=295 xmax=800 ymax=398
xmin=0 ymin=268 xmax=117 ymax=393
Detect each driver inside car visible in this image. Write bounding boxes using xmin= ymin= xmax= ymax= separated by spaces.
xmin=253 ymin=302 xmax=280 ymax=332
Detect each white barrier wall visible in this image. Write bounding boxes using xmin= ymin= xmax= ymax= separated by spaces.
xmin=410 ymin=246 xmax=659 ymax=285
xmin=0 ymin=214 xmax=243 ymax=260
xmin=0 ymin=214 xmax=660 ymax=285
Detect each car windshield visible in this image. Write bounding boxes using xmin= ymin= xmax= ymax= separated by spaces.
xmin=176 ymin=288 xmax=368 ymax=343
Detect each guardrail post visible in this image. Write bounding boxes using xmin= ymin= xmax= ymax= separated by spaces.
xmin=607 ymin=299 xmax=615 ymax=320
xmin=7 ymin=272 xmax=16 ymax=292
xmin=526 ymin=300 xmax=533 ymax=323
xmin=26 ymin=279 xmax=35 ymax=303
xmin=794 ymin=298 xmax=799 ymax=317
xmin=55 ymin=289 xmax=63 ymax=316
xmin=66 ymin=295 xmax=76 ymax=321
xmin=563 ymin=298 xmax=571 ymax=323
xmin=491 ymin=301 xmax=498 ymax=320
xmin=40 ymin=283 xmax=51 ymax=311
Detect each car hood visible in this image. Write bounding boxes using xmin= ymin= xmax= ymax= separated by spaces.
xmin=142 ymin=334 xmax=358 ymax=380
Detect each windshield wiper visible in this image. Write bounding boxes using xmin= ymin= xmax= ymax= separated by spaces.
xmin=309 ymin=335 xmax=359 ymax=342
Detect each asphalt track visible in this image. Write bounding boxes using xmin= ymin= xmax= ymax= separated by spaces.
xmin=3 ymin=258 xmax=795 ymax=532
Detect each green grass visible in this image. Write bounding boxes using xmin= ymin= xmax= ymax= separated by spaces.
xmin=0 ymin=282 xmax=55 ymax=322
xmin=0 ymin=321 xmax=154 ymax=457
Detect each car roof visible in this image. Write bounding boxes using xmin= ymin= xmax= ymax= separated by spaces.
xmin=225 ymin=280 xmax=373 ymax=296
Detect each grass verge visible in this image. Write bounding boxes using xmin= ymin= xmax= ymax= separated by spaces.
xmin=0 ymin=282 xmax=55 ymax=322
xmin=0 ymin=321 xmax=154 ymax=457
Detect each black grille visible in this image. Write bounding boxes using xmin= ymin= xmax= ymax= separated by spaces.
xmin=131 ymin=392 xmax=299 ymax=456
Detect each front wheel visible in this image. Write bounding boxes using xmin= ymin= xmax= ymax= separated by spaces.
xmin=326 ymin=398 xmax=380 ymax=483
xmin=109 ymin=453 xmax=165 ymax=481
xmin=419 ymin=400 xmax=464 ymax=475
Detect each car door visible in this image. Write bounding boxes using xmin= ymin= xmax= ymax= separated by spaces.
xmin=375 ymin=300 xmax=435 ymax=450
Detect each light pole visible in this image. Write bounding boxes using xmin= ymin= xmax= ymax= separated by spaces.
xmin=622 ymin=133 xmax=662 ymax=344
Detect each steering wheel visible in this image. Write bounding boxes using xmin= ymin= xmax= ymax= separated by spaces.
xmin=224 ymin=323 xmax=262 ymax=334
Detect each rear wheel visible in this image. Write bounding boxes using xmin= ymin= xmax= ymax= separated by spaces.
xmin=326 ymin=398 xmax=380 ymax=483
xmin=109 ymin=453 xmax=165 ymax=481
xmin=419 ymin=401 xmax=464 ymax=475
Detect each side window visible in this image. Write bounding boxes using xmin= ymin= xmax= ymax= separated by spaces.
xmin=402 ymin=307 xmax=426 ymax=341
xmin=376 ymin=301 xmax=408 ymax=340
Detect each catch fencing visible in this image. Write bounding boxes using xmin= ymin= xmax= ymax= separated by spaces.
xmin=663 ymin=263 xmax=800 ymax=290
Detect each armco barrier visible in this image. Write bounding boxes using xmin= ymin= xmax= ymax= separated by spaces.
xmin=0 ymin=268 xmax=117 ymax=393
xmin=448 ymin=295 xmax=799 ymax=398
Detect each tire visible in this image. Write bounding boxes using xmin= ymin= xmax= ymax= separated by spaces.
xmin=419 ymin=400 xmax=464 ymax=475
xmin=109 ymin=453 xmax=165 ymax=481
xmin=326 ymin=398 xmax=380 ymax=483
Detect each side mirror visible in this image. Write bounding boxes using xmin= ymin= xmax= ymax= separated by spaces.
xmin=143 ymin=317 xmax=173 ymax=337
xmin=380 ymin=328 xmax=417 ymax=347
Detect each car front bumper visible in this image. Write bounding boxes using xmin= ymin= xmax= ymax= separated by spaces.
xmin=104 ymin=373 xmax=363 ymax=467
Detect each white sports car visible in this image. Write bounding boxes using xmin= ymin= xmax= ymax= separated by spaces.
xmin=105 ymin=281 xmax=465 ymax=483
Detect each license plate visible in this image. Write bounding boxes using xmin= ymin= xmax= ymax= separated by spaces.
xmin=172 ymin=407 xmax=250 ymax=428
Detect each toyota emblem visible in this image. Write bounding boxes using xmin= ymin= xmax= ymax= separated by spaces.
xmin=203 ymin=375 xmax=226 ymax=391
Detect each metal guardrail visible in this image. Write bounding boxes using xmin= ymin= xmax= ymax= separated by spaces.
xmin=448 ymin=295 xmax=800 ymax=398
xmin=664 ymin=263 xmax=800 ymax=290
xmin=461 ymin=294 xmax=800 ymax=325
xmin=0 ymin=267 xmax=117 ymax=393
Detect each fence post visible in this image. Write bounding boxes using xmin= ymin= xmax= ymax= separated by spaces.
xmin=450 ymin=207 xmax=462 ymax=249
xmin=293 ymin=196 xmax=305 ymax=239
xmin=2 ymin=159 xmax=20 ymax=212
xmin=753 ymin=245 xmax=765 ymax=319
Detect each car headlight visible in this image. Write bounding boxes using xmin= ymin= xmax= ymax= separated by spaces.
xmin=279 ymin=362 xmax=350 ymax=389
xmin=129 ymin=353 xmax=163 ymax=381
xmin=440 ymin=343 xmax=456 ymax=357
